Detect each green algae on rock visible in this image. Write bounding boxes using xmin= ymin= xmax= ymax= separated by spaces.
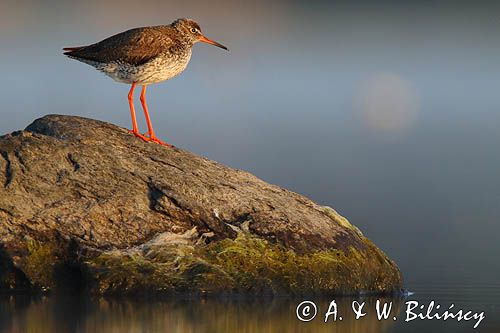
xmin=22 ymin=240 xmax=57 ymax=290
xmin=88 ymin=228 xmax=401 ymax=295
xmin=0 ymin=115 xmax=403 ymax=295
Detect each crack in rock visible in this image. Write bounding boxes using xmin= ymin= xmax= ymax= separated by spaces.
xmin=0 ymin=151 xmax=13 ymax=188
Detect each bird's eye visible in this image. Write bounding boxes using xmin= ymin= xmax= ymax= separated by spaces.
xmin=190 ymin=28 xmax=197 ymax=33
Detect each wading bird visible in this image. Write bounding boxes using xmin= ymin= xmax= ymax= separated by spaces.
xmin=64 ymin=18 xmax=228 ymax=147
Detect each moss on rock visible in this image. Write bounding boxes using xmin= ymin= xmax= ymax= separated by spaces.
xmin=22 ymin=240 xmax=57 ymax=290
xmin=87 ymin=231 xmax=401 ymax=296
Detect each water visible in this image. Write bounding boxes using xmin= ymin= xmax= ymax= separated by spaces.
xmin=1 ymin=290 xmax=498 ymax=333
xmin=1 ymin=1 xmax=500 ymax=332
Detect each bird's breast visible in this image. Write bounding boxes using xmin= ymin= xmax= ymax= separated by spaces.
xmin=138 ymin=49 xmax=192 ymax=84
xmin=99 ymin=49 xmax=192 ymax=85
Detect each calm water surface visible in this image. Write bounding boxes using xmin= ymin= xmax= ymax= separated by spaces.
xmin=1 ymin=282 xmax=499 ymax=333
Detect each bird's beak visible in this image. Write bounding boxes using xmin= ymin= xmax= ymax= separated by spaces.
xmin=199 ymin=35 xmax=228 ymax=51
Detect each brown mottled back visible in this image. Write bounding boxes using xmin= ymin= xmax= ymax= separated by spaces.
xmin=64 ymin=26 xmax=181 ymax=66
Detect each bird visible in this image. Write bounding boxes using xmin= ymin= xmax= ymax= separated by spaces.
xmin=63 ymin=18 xmax=228 ymax=147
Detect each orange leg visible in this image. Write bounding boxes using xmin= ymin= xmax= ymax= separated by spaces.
xmin=128 ymin=83 xmax=148 ymax=142
xmin=140 ymin=85 xmax=173 ymax=147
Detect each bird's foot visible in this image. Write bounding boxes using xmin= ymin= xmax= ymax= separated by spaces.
xmin=129 ymin=130 xmax=150 ymax=142
xmin=147 ymin=135 xmax=174 ymax=147
xmin=142 ymin=131 xmax=173 ymax=147
xmin=129 ymin=130 xmax=174 ymax=148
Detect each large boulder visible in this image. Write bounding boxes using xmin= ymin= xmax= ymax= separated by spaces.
xmin=0 ymin=115 xmax=402 ymax=295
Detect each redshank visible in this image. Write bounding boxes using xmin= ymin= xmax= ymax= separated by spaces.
xmin=63 ymin=18 xmax=228 ymax=147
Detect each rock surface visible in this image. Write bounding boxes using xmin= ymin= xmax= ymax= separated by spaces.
xmin=0 ymin=115 xmax=402 ymax=295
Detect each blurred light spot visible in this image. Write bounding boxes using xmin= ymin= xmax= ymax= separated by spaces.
xmin=355 ymin=73 xmax=419 ymax=133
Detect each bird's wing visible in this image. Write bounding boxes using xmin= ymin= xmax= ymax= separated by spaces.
xmin=64 ymin=27 xmax=174 ymax=66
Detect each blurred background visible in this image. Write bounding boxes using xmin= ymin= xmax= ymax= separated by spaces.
xmin=1 ymin=0 xmax=499 ymax=331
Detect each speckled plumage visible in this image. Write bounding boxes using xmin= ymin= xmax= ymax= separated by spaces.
xmin=74 ymin=48 xmax=192 ymax=84
xmin=64 ymin=19 xmax=211 ymax=84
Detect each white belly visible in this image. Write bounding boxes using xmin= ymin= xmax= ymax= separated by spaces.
xmin=97 ymin=51 xmax=192 ymax=85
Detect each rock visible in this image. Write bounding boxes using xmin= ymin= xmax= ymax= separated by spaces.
xmin=0 ymin=115 xmax=402 ymax=295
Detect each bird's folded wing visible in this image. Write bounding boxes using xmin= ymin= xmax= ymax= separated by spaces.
xmin=64 ymin=27 xmax=174 ymax=66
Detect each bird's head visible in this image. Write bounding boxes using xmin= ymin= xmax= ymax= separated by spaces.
xmin=172 ymin=18 xmax=228 ymax=51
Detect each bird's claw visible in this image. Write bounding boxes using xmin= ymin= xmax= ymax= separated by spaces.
xmin=148 ymin=136 xmax=173 ymax=147
xmin=129 ymin=130 xmax=174 ymax=148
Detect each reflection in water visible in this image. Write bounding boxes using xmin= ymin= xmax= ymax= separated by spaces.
xmin=0 ymin=296 xmax=404 ymax=333
xmin=1 ymin=287 xmax=499 ymax=332
xmin=2 ymin=291 xmax=498 ymax=333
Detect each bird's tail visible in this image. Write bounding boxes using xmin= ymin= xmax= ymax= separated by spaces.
xmin=62 ymin=46 xmax=86 ymax=55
